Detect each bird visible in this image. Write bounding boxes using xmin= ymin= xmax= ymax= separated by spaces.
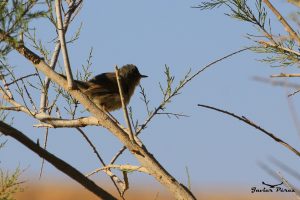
xmin=62 ymin=64 xmax=147 ymax=111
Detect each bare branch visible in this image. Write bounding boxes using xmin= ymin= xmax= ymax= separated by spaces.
xmin=33 ymin=116 xmax=104 ymax=128
xmin=157 ymin=112 xmax=189 ymax=119
xmin=270 ymin=157 xmax=300 ymax=181
xmin=40 ymin=0 xmax=81 ymax=113
xmin=4 ymin=73 xmax=38 ymax=87
xmin=0 ymin=121 xmax=117 ymax=200
xmin=86 ymin=165 xmax=149 ymax=177
xmin=39 ymin=128 xmax=49 ymax=179
xmin=198 ymin=104 xmax=300 ymax=157
xmin=271 ymin=73 xmax=300 ymax=77
xmin=0 ymin=106 xmax=22 ymax=111
xmin=277 ymin=172 xmax=298 ymax=198
xmin=55 ymin=0 xmax=74 ymax=89
xmin=76 ymin=127 xmax=126 ymax=197
xmin=0 ymin=86 xmax=104 ymax=128
xmin=21 ymin=79 xmax=38 ymax=113
xmin=115 ymin=65 xmax=136 ymax=143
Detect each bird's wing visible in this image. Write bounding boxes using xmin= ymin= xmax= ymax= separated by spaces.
xmin=86 ymin=73 xmax=121 ymax=94
xmin=83 ymin=84 xmax=116 ymax=97
xmin=57 ymin=73 xmax=89 ymax=90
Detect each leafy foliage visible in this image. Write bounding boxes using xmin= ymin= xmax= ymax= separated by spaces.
xmin=196 ymin=0 xmax=300 ymax=68
xmin=0 ymin=0 xmax=49 ymax=58
xmin=0 ymin=139 xmax=24 ymax=200
xmin=0 ymin=167 xmax=24 ymax=200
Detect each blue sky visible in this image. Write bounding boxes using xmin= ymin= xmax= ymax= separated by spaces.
xmin=1 ymin=0 xmax=300 ymax=194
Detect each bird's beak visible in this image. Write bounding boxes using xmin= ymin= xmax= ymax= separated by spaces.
xmin=141 ymin=74 xmax=148 ymax=78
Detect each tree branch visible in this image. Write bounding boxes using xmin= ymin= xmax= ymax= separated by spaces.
xmin=263 ymin=0 xmax=300 ymax=46
xmin=0 ymin=86 xmax=104 ymax=128
xmin=4 ymin=73 xmax=38 ymax=87
xmin=198 ymin=104 xmax=300 ymax=157
xmin=76 ymin=128 xmax=126 ymax=197
xmin=86 ymin=165 xmax=149 ymax=177
xmin=40 ymin=0 xmax=81 ymax=112
xmin=258 ymin=40 xmax=300 ymax=57
xmin=0 ymin=121 xmax=117 ymax=200
xmin=55 ymin=0 xmax=74 ymax=89
xmin=115 ymin=65 xmax=136 ymax=143
xmin=271 ymin=73 xmax=300 ymax=77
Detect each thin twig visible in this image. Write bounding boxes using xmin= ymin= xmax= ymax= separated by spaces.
xmin=76 ymin=127 xmax=125 ymax=197
xmin=263 ymin=0 xmax=300 ymax=46
xmin=271 ymin=73 xmax=300 ymax=77
xmin=139 ymin=84 xmax=151 ymax=116
xmin=288 ymin=89 xmax=300 ymax=97
xmin=270 ymin=157 xmax=300 ymax=181
xmin=21 ymin=79 xmax=38 ymax=113
xmin=55 ymin=0 xmax=74 ymax=89
xmin=4 ymin=73 xmax=38 ymax=87
xmin=198 ymin=104 xmax=300 ymax=157
xmin=39 ymin=128 xmax=49 ymax=179
xmin=115 ymin=66 xmax=135 ymax=143
xmin=137 ymin=47 xmax=250 ymax=135
xmin=0 ymin=106 xmax=22 ymax=111
xmin=110 ymin=146 xmax=126 ymax=164
xmin=277 ymin=172 xmax=299 ymax=199
xmin=157 ymin=112 xmax=189 ymax=118
xmin=2 ymin=65 xmax=35 ymax=116
xmin=86 ymin=165 xmax=149 ymax=177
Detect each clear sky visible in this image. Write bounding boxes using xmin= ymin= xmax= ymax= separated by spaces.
xmin=1 ymin=0 xmax=300 ymax=194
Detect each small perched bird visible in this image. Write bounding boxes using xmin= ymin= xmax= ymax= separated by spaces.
xmin=63 ymin=64 xmax=147 ymax=111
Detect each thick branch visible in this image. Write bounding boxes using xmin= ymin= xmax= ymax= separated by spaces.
xmin=0 ymin=87 xmax=103 ymax=128
xmin=198 ymin=104 xmax=300 ymax=157
xmin=0 ymin=121 xmax=117 ymax=200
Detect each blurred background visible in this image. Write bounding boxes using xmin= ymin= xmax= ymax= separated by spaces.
xmin=1 ymin=0 xmax=300 ymax=199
